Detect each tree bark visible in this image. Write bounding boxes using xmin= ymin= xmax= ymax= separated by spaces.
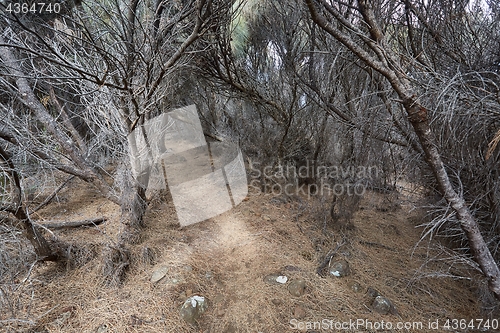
xmin=407 ymin=102 xmax=500 ymax=298
xmin=116 ymin=162 xmax=147 ymax=245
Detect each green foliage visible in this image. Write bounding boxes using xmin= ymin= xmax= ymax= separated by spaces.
xmin=230 ymin=0 xmax=266 ymax=57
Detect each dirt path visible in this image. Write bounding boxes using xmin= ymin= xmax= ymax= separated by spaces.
xmin=3 ymin=186 xmax=487 ymax=333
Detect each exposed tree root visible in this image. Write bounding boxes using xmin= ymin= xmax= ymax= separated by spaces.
xmin=102 ymin=246 xmax=130 ymax=287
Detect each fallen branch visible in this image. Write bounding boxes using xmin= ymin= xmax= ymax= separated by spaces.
xmin=30 ymin=175 xmax=75 ymax=214
xmin=36 ymin=217 xmax=107 ymax=230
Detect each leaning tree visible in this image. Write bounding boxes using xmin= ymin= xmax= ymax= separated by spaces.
xmin=303 ymin=0 xmax=500 ymax=300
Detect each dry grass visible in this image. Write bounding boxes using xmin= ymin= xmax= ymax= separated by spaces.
xmin=486 ymin=128 xmax=500 ymax=160
xmin=0 ymin=181 xmax=489 ymax=333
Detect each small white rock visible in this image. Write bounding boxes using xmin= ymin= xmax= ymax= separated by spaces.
xmin=191 ymin=296 xmax=205 ymax=306
xmin=275 ymin=276 xmax=288 ymax=284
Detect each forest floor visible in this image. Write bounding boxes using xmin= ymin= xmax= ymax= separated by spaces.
xmin=1 ymin=179 xmax=495 ymax=333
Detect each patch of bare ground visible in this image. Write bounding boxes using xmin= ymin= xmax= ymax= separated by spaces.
xmin=1 ymin=181 xmax=490 ymax=333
